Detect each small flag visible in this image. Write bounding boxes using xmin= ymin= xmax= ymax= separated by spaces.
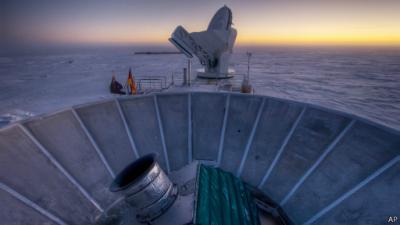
xmin=127 ymin=68 xmax=137 ymax=95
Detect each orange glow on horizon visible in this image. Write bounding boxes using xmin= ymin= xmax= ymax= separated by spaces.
xmin=57 ymin=34 xmax=400 ymax=46
xmin=49 ymin=21 xmax=400 ymax=46
xmin=48 ymin=28 xmax=400 ymax=46
xmin=34 ymin=2 xmax=400 ymax=47
xmin=5 ymin=0 xmax=400 ymax=47
xmin=236 ymin=34 xmax=400 ymax=46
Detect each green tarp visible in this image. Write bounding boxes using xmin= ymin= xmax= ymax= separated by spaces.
xmin=195 ymin=165 xmax=260 ymax=225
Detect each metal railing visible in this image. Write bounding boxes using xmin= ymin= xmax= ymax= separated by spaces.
xmin=131 ymin=72 xmax=252 ymax=94
xmin=134 ymin=76 xmax=171 ymax=94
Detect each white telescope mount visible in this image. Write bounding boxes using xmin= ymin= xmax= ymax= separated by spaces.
xmin=169 ymin=6 xmax=237 ymax=79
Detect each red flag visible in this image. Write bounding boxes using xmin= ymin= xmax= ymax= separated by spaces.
xmin=127 ymin=68 xmax=137 ymax=95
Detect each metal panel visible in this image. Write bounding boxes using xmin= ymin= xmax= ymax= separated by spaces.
xmin=72 ymin=109 xmax=115 ymax=178
xmin=24 ymin=110 xmax=117 ymax=208
xmin=284 ymin=122 xmax=400 ymax=224
xmin=237 ymin=98 xmax=266 ymax=177
xmin=0 ymin=187 xmax=58 ymax=225
xmin=192 ymin=93 xmax=228 ymax=161
xmin=20 ymin=124 xmax=103 ymax=213
xmin=219 ymin=95 xmax=263 ymax=173
xmin=0 ymin=126 xmax=99 ymax=224
xmin=240 ymin=99 xmax=303 ymax=186
xmin=307 ymin=158 xmax=400 ymax=225
xmin=76 ymin=101 xmax=137 ymax=174
xmin=156 ymin=94 xmax=189 ymax=171
xmin=119 ymin=96 xmax=168 ymax=170
xmin=261 ymin=108 xmax=351 ymax=203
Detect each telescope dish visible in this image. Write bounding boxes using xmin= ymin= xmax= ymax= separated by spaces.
xmin=169 ymin=6 xmax=237 ymax=79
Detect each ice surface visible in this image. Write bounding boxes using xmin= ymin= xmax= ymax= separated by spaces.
xmin=0 ymin=46 xmax=399 ymax=130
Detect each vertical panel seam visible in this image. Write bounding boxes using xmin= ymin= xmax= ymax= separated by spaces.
xmin=154 ymin=95 xmax=171 ymax=173
xmin=302 ymin=155 xmax=400 ymax=225
xmin=18 ymin=124 xmax=104 ymax=212
xmin=115 ymin=99 xmax=140 ymax=158
xmin=280 ymin=119 xmax=356 ymax=206
xmin=71 ymin=108 xmax=115 ymax=178
xmin=258 ymin=107 xmax=306 ymax=188
xmin=188 ymin=93 xmax=193 ymax=163
xmin=237 ymin=98 xmax=266 ymax=177
xmin=0 ymin=182 xmax=69 ymax=225
xmin=217 ymin=94 xmax=231 ymax=167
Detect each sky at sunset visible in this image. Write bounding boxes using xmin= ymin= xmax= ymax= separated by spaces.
xmin=2 ymin=0 xmax=400 ymax=49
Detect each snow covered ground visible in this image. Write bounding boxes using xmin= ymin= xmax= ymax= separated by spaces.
xmin=0 ymin=46 xmax=399 ymax=130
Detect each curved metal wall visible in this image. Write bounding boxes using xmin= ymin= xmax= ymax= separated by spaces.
xmin=0 ymin=92 xmax=399 ymax=225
